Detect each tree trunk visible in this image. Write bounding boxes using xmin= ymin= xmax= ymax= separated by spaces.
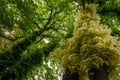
xmin=89 ymin=64 xmax=109 ymax=80
xmin=62 ymin=68 xmax=79 ymax=80
xmin=62 ymin=64 xmax=109 ymax=80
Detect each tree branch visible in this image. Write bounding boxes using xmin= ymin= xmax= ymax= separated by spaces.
xmin=34 ymin=21 xmax=41 ymax=30
xmin=51 ymin=10 xmax=61 ymax=18
xmin=41 ymin=34 xmax=55 ymax=38
xmin=0 ymin=34 xmax=23 ymax=41
xmin=44 ymin=8 xmax=53 ymax=29
xmin=82 ymin=0 xmax=85 ymax=10
xmin=43 ymin=9 xmax=62 ymax=30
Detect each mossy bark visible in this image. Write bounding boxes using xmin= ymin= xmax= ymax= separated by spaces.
xmin=53 ymin=4 xmax=120 ymax=80
xmin=63 ymin=65 xmax=109 ymax=80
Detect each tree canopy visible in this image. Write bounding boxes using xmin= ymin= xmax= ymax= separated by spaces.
xmin=52 ymin=4 xmax=120 ymax=80
xmin=0 ymin=0 xmax=120 ymax=80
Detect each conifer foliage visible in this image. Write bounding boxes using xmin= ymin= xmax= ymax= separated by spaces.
xmin=52 ymin=4 xmax=120 ymax=80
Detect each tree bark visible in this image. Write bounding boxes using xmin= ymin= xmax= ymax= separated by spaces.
xmin=89 ymin=64 xmax=109 ymax=80
xmin=62 ymin=64 xmax=109 ymax=80
xmin=62 ymin=68 xmax=79 ymax=80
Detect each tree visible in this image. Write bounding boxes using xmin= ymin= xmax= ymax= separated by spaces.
xmin=0 ymin=0 xmax=77 ymax=79
xmin=0 ymin=0 xmax=120 ymax=80
xmin=52 ymin=4 xmax=120 ymax=80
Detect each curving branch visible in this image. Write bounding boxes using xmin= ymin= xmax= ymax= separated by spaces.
xmin=44 ymin=8 xmax=53 ymax=29
xmin=0 ymin=33 xmax=24 ymax=41
xmin=34 ymin=21 xmax=41 ymax=30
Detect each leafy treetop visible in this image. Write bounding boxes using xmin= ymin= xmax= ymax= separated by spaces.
xmin=52 ymin=4 xmax=120 ymax=80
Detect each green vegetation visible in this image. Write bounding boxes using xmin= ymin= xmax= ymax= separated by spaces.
xmin=52 ymin=4 xmax=120 ymax=80
xmin=0 ymin=0 xmax=120 ymax=80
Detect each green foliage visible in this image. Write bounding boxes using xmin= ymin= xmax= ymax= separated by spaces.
xmin=1 ymin=0 xmax=120 ymax=80
xmin=23 ymin=58 xmax=62 ymax=80
xmin=0 ymin=0 xmax=78 ymax=79
xmin=0 ymin=0 xmax=37 ymax=31
xmin=52 ymin=4 xmax=120 ymax=80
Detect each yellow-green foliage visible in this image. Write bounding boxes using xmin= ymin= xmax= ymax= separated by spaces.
xmin=52 ymin=4 xmax=120 ymax=80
